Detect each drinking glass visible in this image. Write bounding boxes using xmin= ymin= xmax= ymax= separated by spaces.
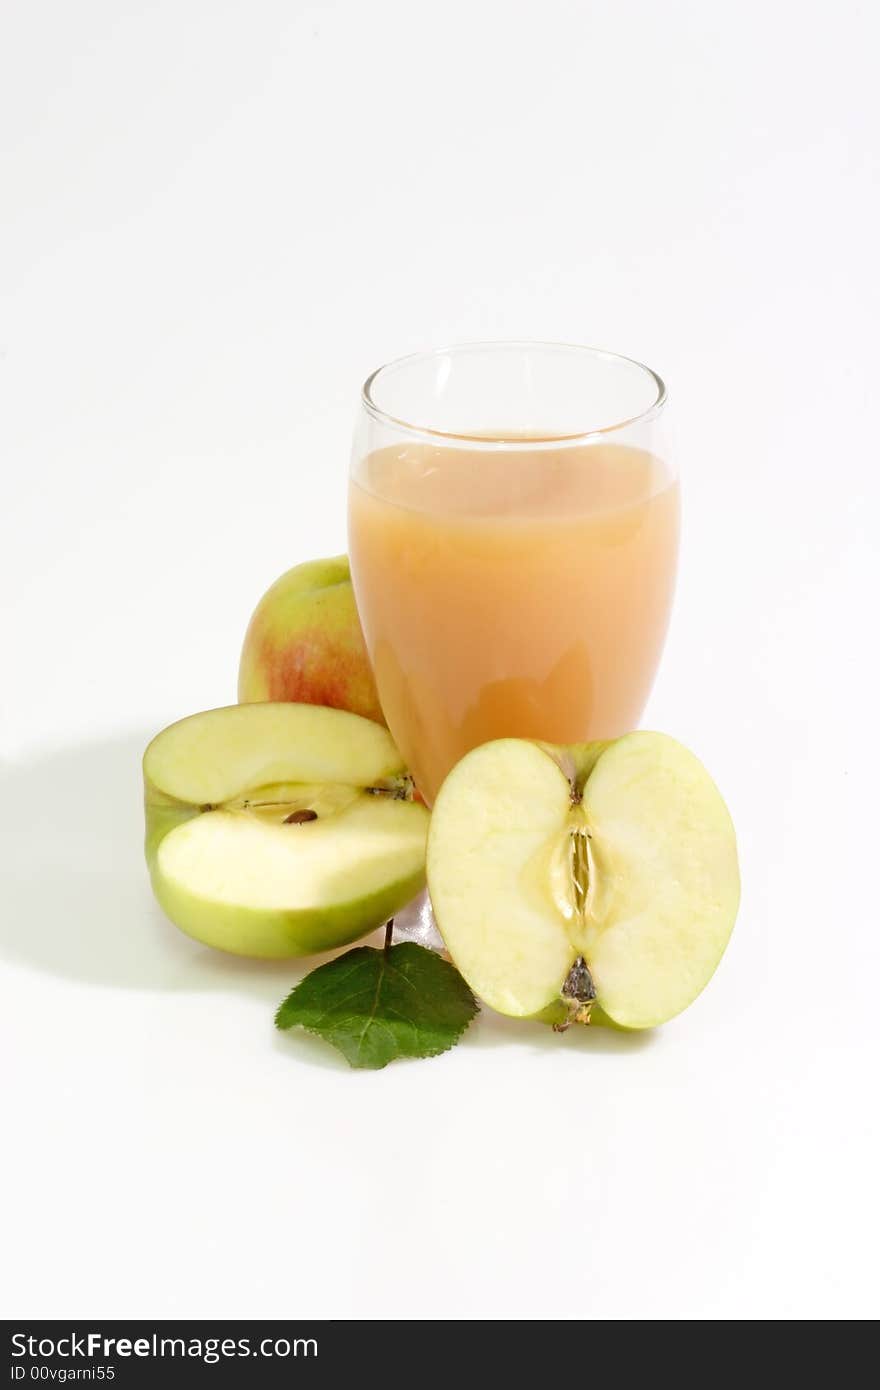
xmin=348 ymin=342 xmax=677 ymax=809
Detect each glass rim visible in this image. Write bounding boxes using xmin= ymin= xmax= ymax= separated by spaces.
xmin=360 ymin=340 xmax=667 ymax=446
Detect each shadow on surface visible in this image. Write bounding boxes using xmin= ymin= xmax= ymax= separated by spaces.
xmin=271 ymin=1024 xmax=353 ymax=1072
xmin=0 ymin=733 xmax=341 ymax=1001
xmin=469 ymin=1005 xmax=657 ymax=1055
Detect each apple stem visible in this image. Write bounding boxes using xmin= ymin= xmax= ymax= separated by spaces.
xmin=384 ymin=919 xmax=394 ymax=954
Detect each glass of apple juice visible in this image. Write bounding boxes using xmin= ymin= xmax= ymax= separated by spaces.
xmin=348 ymin=341 xmax=678 ymax=815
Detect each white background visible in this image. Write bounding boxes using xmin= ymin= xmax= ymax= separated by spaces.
xmin=2 ymin=0 xmax=878 ymax=1320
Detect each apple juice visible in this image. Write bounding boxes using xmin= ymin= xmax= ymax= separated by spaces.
xmin=348 ymin=441 xmax=679 ymax=804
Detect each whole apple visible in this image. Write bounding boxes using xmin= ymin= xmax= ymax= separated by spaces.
xmin=238 ymin=555 xmax=384 ymax=724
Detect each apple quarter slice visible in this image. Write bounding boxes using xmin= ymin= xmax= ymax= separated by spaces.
xmin=144 ymin=703 xmax=428 ymax=957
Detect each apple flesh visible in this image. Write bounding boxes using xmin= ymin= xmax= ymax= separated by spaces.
xmin=238 ymin=555 xmax=384 ymax=724
xmin=426 ymin=733 xmax=739 ymax=1029
xmin=144 ymin=703 xmax=428 ymax=957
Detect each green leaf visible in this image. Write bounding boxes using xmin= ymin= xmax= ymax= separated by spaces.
xmin=275 ymin=941 xmax=478 ymax=1069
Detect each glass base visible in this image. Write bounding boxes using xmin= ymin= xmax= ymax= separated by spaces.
xmin=389 ymin=888 xmax=445 ymax=952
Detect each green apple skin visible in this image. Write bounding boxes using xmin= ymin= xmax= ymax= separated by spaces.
xmin=145 ymin=827 xmax=426 ymax=958
xmin=238 ymin=555 xmax=384 ymax=725
xmin=531 ymin=1000 xmax=631 ymax=1030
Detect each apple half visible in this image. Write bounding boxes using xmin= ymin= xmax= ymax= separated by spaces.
xmin=144 ymin=703 xmax=429 ymax=957
xmin=427 ymin=733 xmax=739 ymax=1029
